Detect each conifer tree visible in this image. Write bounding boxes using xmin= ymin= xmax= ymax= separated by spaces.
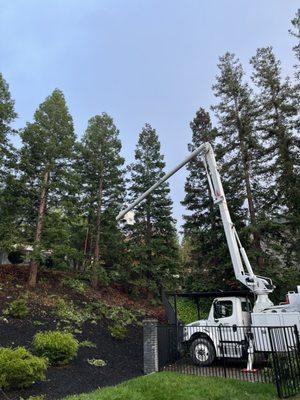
xmin=78 ymin=113 xmax=125 ymax=288
xmin=0 ymin=73 xmax=17 ymax=185
xmin=0 ymin=73 xmax=19 ymax=249
xmin=211 ymin=53 xmax=264 ymax=270
xmin=290 ymin=9 xmax=300 ymax=81
xmin=182 ymin=108 xmax=232 ymax=291
xmin=249 ymin=48 xmax=299 ymax=286
xmin=128 ymin=124 xmax=179 ymax=293
xmin=250 ymin=47 xmax=299 ymax=222
xmin=20 ymin=89 xmax=75 ymax=287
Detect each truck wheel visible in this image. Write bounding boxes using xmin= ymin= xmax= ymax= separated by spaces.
xmin=190 ymin=337 xmax=215 ymax=366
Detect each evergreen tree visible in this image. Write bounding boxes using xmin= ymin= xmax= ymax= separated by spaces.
xmin=0 ymin=73 xmax=20 ymax=250
xmin=20 ymin=89 xmax=75 ymax=287
xmin=182 ymin=108 xmax=233 ymax=291
xmin=249 ymin=47 xmax=299 ymax=290
xmin=290 ymin=9 xmax=300 ymax=81
xmin=78 ymin=113 xmax=125 ymax=288
xmin=250 ymin=47 xmax=299 ymax=222
xmin=127 ymin=124 xmax=179 ymax=293
xmin=0 ymin=73 xmax=17 ymax=184
xmin=211 ymin=53 xmax=264 ymax=270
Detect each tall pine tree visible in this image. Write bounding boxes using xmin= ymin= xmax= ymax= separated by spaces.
xmin=249 ymin=47 xmax=299 ymax=293
xmin=0 ymin=73 xmax=17 ymax=184
xmin=290 ymin=9 xmax=300 ymax=81
xmin=0 ymin=73 xmax=19 ymax=250
xmin=182 ymin=108 xmax=234 ymax=291
xmin=250 ymin=47 xmax=299 ymax=222
xmin=127 ymin=124 xmax=179 ymax=294
xmin=78 ymin=113 xmax=125 ymax=288
xmin=211 ymin=53 xmax=264 ymax=271
xmin=20 ymin=89 xmax=75 ymax=287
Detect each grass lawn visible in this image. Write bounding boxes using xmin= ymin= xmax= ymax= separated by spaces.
xmin=64 ymin=371 xmax=278 ymax=400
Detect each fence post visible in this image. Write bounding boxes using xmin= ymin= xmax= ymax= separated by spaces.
xmin=294 ymin=325 xmax=300 ymax=356
xmin=218 ymin=325 xmax=227 ymax=378
xmin=143 ymin=319 xmax=158 ymax=374
xmin=268 ymin=327 xmax=282 ymax=398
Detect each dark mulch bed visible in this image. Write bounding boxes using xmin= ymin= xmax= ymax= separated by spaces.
xmin=0 ymin=316 xmax=143 ymax=400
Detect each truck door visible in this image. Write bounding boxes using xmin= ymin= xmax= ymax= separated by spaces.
xmin=213 ymin=299 xmax=244 ymax=358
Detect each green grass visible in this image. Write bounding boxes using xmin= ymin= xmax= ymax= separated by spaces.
xmin=64 ymin=371 xmax=278 ymax=400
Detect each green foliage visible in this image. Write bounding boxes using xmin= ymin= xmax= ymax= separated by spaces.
xmin=97 ymin=267 xmax=111 ymax=287
xmin=0 ymin=347 xmax=47 ymax=389
xmin=181 ymin=108 xmax=231 ymax=292
xmin=61 ymin=277 xmax=88 ymax=294
xmin=175 ymin=298 xmax=199 ymax=325
xmin=79 ymin=340 xmax=97 ymax=348
xmin=87 ymin=358 xmax=107 ymax=367
xmin=108 ymin=324 xmax=127 ymax=340
xmin=55 ymin=298 xmax=91 ymax=329
xmin=63 ymin=371 xmax=277 ymax=400
xmin=3 ymin=295 xmax=29 ymax=318
xmin=77 ymin=113 xmax=126 ymax=288
xmin=33 ymin=331 xmax=79 ymax=365
xmin=19 ymin=89 xmax=76 ymax=286
xmin=127 ymin=123 xmax=180 ymax=292
xmin=107 ymin=305 xmax=140 ymax=339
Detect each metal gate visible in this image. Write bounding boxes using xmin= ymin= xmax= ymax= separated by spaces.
xmin=269 ymin=326 xmax=300 ymax=398
xmin=157 ymin=324 xmax=180 ymax=369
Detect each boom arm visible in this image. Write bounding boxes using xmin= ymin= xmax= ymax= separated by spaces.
xmin=117 ymin=142 xmax=274 ymax=311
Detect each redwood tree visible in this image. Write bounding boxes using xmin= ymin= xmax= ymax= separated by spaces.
xmin=78 ymin=113 xmax=125 ymax=288
xmin=20 ymin=89 xmax=75 ymax=287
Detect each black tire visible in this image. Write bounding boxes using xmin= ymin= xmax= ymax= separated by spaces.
xmin=190 ymin=337 xmax=216 ymax=366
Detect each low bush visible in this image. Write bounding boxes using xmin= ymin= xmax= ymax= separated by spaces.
xmin=0 ymin=347 xmax=47 ymax=389
xmin=55 ymin=298 xmax=90 ymax=328
xmin=33 ymin=331 xmax=79 ymax=365
xmin=3 ymin=296 xmax=29 ymax=319
xmin=108 ymin=324 xmax=127 ymax=340
xmin=61 ymin=277 xmax=87 ymax=295
xmin=107 ymin=306 xmax=141 ymax=339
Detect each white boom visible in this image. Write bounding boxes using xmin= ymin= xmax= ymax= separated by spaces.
xmin=117 ymin=142 xmax=275 ymax=312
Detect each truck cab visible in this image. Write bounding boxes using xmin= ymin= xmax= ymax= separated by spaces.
xmin=207 ymin=296 xmax=252 ymax=327
xmin=183 ymin=296 xmax=252 ymax=366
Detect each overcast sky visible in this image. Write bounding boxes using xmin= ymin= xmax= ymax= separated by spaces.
xmin=0 ymin=0 xmax=298 ymax=232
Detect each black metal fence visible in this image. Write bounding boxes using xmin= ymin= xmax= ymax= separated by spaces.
xmin=157 ymin=324 xmax=300 ymax=398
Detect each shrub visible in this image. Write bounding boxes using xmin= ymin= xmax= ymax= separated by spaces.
xmin=61 ymin=277 xmax=87 ymax=295
xmin=87 ymin=358 xmax=107 ymax=367
xmin=108 ymin=324 xmax=127 ymax=340
xmin=33 ymin=331 xmax=79 ymax=365
xmin=96 ymin=266 xmax=111 ymax=287
xmin=108 ymin=306 xmax=138 ymax=326
xmin=0 ymin=347 xmax=47 ymax=389
xmin=3 ymin=296 xmax=29 ymax=319
xmin=56 ymin=298 xmax=90 ymax=327
xmin=79 ymin=340 xmax=97 ymax=348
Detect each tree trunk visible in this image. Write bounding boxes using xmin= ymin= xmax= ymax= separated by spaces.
xmin=91 ymin=177 xmax=103 ymax=289
xmin=28 ymin=170 xmax=50 ymax=288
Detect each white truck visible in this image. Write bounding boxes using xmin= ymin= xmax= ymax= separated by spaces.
xmin=117 ymin=142 xmax=300 ymax=367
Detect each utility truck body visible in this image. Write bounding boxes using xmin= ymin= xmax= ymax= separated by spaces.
xmin=117 ymin=142 xmax=300 ymax=366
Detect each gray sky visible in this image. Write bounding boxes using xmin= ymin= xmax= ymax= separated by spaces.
xmin=0 ymin=0 xmax=298 ymax=231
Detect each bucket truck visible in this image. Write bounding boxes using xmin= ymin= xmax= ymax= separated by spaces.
xmin=117 ymin=142 xmax=300 ymax=366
